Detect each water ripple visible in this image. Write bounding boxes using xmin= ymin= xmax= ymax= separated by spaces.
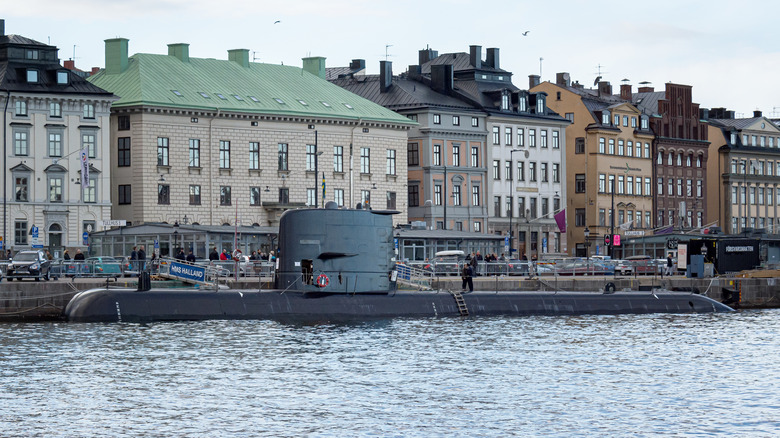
xmin=1 ymin=311 xmax=779 ymax=437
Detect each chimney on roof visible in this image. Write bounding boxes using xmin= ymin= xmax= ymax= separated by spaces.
xmin=431 ymin=64 xmax=453 ymax=94
xmin=486 ymin=48 xmax=499 ymax=69
xmin=302 ymin=56 xmax=326 ymax=79
xmin=168 ymin=43 xmax=190 ymax=63
xmin=754 ymin=110 xmax=762 ymax=118
xmin=620 ymin=83 xmax=632 ymax=101
xmin=349 ymin=59 xmax=365 ymax=71
xmin=90 ymin=67 xmax=100 ymax=76
xmin=104 ymin=38 xmax=129 ymax=75
xmin=638 ymin=86 xmax=654 ymax=93
xmin=418 ymin=48 xmax=438 ymax=65
xmin=597 ymin=81 xmax=612 ymax=97
xmin=408 ymin=65 xmax=421 ymax=80
xmin=699 ymin=108 xmax=710 ymax=120
xmin=0 ymin=19 xmax=4 ymax=36
xmin=529 ymin=74 xmax=540 ymax=89
xmin=556 ymin=72 xmax=570 ymax=87
xmin=64 ymin=60 xmax=76 ymax=70
xmin=379 ymin=60 xmax=393 ymax=93
xmin=469 ymin=45 xmax=482 ymax=69
xmin=228 ymin=49 xmax=249 ymax=67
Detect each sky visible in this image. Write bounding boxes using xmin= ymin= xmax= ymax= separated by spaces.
xmin=4 ymin=0 xmax=780 ymax=118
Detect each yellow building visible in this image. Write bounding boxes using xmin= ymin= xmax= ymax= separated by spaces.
xmin=533 ymin=75 xmax=654 ymax=257
xmin=706 ymin=109 xmax=780 ymax=234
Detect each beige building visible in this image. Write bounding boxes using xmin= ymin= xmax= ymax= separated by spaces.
xmin=706 ymin=109 xmax=780 ymax=234
xmin=88 ymin=39 xmax=413 ymax=229
xmin=533 ymin=76 xmax=654 ymax=258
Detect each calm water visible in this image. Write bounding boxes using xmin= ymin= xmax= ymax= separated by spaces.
xmin=1 ymin=310 xmax=778 ymax=437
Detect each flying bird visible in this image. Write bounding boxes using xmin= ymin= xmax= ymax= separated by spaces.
xmin=522 ymin=31 xmax=530 ymax=36
xmin=274 ymin=20 xmax=281 ymax=24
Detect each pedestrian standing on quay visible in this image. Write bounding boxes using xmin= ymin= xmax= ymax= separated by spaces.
xmin=138 ymin=246 xmax=146 ymax=271
xmin=130 ymin=246 xmax=138 ymax=272
xmin=666 ymin=253 xmax=674 ymax=277
xmin=209 ymin=247 xmax=219 ymax=261
xmin=461 ymin=263 xmax=474 ymax=292
xmin=186 ymin=250 xmax=196 ymax=263
xmin=63 ymin=250 xmax=70 ymax=260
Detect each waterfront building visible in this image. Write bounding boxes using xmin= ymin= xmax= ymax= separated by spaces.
xmin=533 ymin=75 xmax=653 ymax=259
xmin=329 ymin=57 xmax=489 ymax=234
xmin=631 ymin=83 xmax=710 ymax=231
xmin=705 ymin=109 xmax=780 ymax=235
xmin=0 ymin=20 xmax=116 ymax=256
xmin=332 ymin=45 xmax=569 ymax=259
xmin=87 ymin=39 xmax=413 ymax=237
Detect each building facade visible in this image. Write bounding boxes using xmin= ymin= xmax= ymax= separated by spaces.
xmin=533 ymin=75 xmax=653 ymax=258
xmin=706 ymin=109 xmax=780 ymax=235
xmin=0 ymin=20 xmax=116 ymax=256
xmin=330 ymin=58 xmax=489 ymax=233
xmin=87 ymin=39 xmax=413 ymax=231
xmin=411 ymin=46 xmax=569 ymax=258
xmin=632 ymin=83 xmax=710 ymax=230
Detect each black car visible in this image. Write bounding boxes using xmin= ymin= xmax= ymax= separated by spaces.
xmin=6 ymin=250 xmax=52 ymax=281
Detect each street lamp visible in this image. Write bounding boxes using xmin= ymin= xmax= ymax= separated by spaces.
xmin=584 ymin=226 xmax=590 ymax=276
xmin=173 ymin=220 xmax=179 ymax=258
xmin=508 ymin=148 xmax=523 ymax=256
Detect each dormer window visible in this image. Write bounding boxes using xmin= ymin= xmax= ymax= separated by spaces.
xmin=501 ymin=94 xmax=509 ymax=111
xmin=641 ymin=116 xmax=649 ymax=130
xmin=602 ymin=111 xmax=610 ymax=125
xmin=537 ymin=95 xmax=545 ymax=114
xmin=26 ymin=69 xmax=38 ymax=83
xmin=26 ymin=49 xmax=40 ymax=60
xmin=57 ymin=71 xmax=69 ymax=85
xmin=519 ymin=96 xmax=527 ymax=112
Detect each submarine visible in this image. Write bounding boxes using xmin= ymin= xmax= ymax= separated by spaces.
xmin=64 ymin=204 xmax=733 ymax=323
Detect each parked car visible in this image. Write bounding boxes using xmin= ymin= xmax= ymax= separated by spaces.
xmin=555 ymin=260 xmax=614 ymax=276
xmin=615 ymin=255 xmax=659 ymax=275
xmin=430 ymin=250 xmax=466 ymax=276
xmin=86 ymin=256 xmax=124 ymax=278
xmin=6 ymin=250 xmax=52 ymax=281
xmin=506 ymin=260 xmax=531 ymax=276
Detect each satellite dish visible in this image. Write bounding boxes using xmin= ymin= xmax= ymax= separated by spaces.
xmin=594 ymin=76 xmax=602 ymax=86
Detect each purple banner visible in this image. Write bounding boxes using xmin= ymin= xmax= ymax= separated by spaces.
xmin=554 ymin=209 xmax=566 ymax=233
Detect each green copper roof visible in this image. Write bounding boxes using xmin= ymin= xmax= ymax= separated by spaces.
xmin=88 ymin=52 xmax=414 ymax=125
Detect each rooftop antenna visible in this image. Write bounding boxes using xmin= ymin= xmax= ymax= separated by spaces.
xmin=385 ymin=44 xmax=393 ymax=61
xmin=73 ymin=45 xmax=77 ymax=62
xmin=539 ymin=57 xmax=543 ymax=77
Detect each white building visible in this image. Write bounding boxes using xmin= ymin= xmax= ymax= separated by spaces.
xmin=0 ymin=20 xmax=116 ymax=256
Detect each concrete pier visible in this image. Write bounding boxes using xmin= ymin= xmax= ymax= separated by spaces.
xmin=1 ymin=275 xmax=777 ymax=322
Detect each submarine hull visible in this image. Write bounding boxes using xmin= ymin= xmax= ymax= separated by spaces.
xmin=64 ymin=288 xmax=733 ymax=323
